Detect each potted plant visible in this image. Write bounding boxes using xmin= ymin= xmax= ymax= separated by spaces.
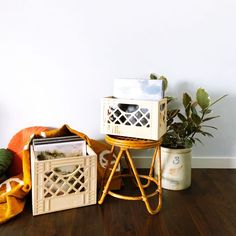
xmin=150 ymin=74 xmax=227 ymax=190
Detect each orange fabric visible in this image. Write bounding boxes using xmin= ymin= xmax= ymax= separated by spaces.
xmin=0 ymin=128 xmax=45 ymax=224
xmin=7 ymin=126 xmax=50 ymax=177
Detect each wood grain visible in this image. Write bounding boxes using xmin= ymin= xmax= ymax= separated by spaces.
xmin=1 ymin=169 xmax=236 ymax=236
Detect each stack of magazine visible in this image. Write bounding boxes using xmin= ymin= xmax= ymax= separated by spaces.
xmin=32 ymin=136 xmax=87 ymax=161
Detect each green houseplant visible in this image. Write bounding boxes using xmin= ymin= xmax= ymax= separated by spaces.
xmin=150 ymin=74 xmax=227 ymax=190
xmin=162 ymin=88 xmax=227 ymax=149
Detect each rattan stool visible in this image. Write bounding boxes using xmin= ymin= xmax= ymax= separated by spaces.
xmin=98 ymin=135 xmax=162 ymax=215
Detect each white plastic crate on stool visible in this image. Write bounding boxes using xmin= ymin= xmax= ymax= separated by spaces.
xmin=101 ymin=97 xmax=167 ymax=140
xmin=30 ymin=145 xmax=97 ymax=216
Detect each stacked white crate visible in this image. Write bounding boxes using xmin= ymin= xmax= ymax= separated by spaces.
xmin=101 ymin=79 xmax=167 ymax=140
xmin=101 ymin=97 xmax=167 ymax=140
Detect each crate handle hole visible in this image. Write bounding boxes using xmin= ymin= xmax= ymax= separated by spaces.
xmin=118 ymin=104 xmax=139 ymax=113
xmin=53 ymin=165 xmax=79 ymax=177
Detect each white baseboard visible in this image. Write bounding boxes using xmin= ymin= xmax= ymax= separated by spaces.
xmin=191 ymin=157 xmax=236 ymax=169
xmin=122 ymin=156 xmax=236 ymax=169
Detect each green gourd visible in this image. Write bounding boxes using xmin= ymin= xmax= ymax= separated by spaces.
xmin=0 ymin=148 xmax=13 ymax=177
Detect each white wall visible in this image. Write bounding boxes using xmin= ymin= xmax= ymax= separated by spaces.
xmin=0 ymin=1 xmax=235 ymax=159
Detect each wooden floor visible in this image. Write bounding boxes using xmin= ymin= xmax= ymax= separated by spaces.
xmin=1 ymin=169 xmax=236 ymax=236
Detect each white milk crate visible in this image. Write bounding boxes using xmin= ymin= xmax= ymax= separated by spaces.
xmin=101 ymin=97 xmax=167 ymax=140
xmin=30 ymin=145 xmax=97 ymax=216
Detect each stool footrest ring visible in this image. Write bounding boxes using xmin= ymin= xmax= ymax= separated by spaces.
xmin=108 ymin=174 xmax=160 ymax=201
xmin=112 ymin=173 xmax=159 ymax=188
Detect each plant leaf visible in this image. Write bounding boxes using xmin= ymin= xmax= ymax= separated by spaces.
xmin=191 ymin=101 xmax=198 ymax=114
xmin=168 ymin=109 xmax=179 ymax=119
xmin=201 ymin=125 xmax=218 ymax=130
xmin=184 ymin=139 xmax=193 ymax=148
xmin=194 ymin=130 xmax=206 ymax=136
xmin=194 ymin=138 xmax=203 ymax=145
xmin=183 ymin=93 xmax=192 ymax=108
xmin=203 ymin=109 xmax=212 ymax=114
xmin=177 ymin=113 xmax=187 ymax=122
xmin=203 ymin=132 xmax=214 ymax=138
xmin=167 ymin=118 xmax=174 ymax=127
xmin=196 ymin=88 xmax=210 ymax=110
xmin=166 ymin=96 xmax=175 ymax=103
xmin=183 ymin=93 xmax=192 ymax=117
xmin=150 ymin=74 xmax=168 ymax=92
xmin=202 ymin=116 xmax=220 ymax=122
xmin=150 ymin=73 xmax=158 ymax=80
xmin=198 ymin=131 xmax=214 ymax=138
xmin=209 ymin=94 xmax=228 ymax=107
xmin=186 ymin=104 xmax=191 ymax=118
xmin=159 ymin=76 xmax=168 ymax=92
xmin=191 ymin=113 xmax=201 ymax=125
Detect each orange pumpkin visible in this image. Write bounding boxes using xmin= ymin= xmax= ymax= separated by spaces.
xmin=7 ymin=126 xmax=50 ymax=177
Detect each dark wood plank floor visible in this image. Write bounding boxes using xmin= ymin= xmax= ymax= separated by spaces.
xmin=1 ymin=169 xmax=236 ymax=236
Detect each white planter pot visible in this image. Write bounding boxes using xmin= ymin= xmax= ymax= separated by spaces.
xmin=154 ymin=147 xmax=192 ymax=190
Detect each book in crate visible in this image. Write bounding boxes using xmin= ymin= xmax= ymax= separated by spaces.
xmin=30 ymin=136 xmax=97 ymax=215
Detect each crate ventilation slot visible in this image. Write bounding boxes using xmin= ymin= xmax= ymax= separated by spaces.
xmin=107 ymin=104 xmax=150 ymax=127
xmin=43 ymin=166 xmax=88 ymax=198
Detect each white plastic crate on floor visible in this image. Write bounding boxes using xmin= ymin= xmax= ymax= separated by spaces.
xmin=30 ymin=145 xmax=97 ymax=216
xmin=101 ymin=97 xmax=167 ymax=140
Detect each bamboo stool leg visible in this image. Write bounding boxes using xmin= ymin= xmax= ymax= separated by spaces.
xmin=142 ymin=145 xmax=159 ymax=188
xmin=156 ymin=144 xmax=162 ymax=200
xmin=125 ymin=149 xmax=162 ymax=215
xmin=123 ymin=147 xmax=158 ymax=189
xmin=98 ymin=148 xmax=124 ymax=204
xmin=123 ymin=150 xmax=139 ymax=186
